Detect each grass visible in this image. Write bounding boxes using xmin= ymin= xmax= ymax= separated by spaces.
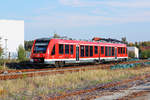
xmin=0 ymin=66 xmax=150 ymax=100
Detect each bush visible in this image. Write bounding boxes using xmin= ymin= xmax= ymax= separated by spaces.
xmin=17 ymin=45 xmax=26 ymax=61
xmin=0 ymin=47 xmax=3 ymax=57
xmin=128 ymin=51 xmax=135 ymax=58
xmin=140 ymin=49 xmax=150 ymax=59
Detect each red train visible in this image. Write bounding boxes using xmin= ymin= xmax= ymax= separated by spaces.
xmin=30 ymin=37 xmax=128 ymax=67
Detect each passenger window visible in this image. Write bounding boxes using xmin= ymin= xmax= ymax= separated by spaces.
xmin=112 ymin=47 xmax=114 ymax=56
xmin=94 ymin=46 xmax=98 ymax=54
xmin=65 ymin=44 xmax=69 ymax=54
xmin=80 ymin=45 xmax=84 ymax=57
xmin=121 ymin=47 xmax=123 ymax=54
xmin=70 ymin=45 xmax=74 ymax=54
xmin=90 ymin=46 xmax=93 ymax=56
xmin=123 ymin=48 xmax=124 ymax=54
xmin=118 ymin=47 xmax=121 ymax=54
xmin=109 ymin=47 xmax=111 ymax=56
xmin=51 ymin=45 xmax=55 ymax=55
xmin=105 ymin=46 xmax=108 ymax=56
xmin=101 ymin=46 xmax=104 ymax=54
xmin=59 ymin=44 xmax=64 ymax=54
xmin=85 ymin=46 xmax=89 ymax=57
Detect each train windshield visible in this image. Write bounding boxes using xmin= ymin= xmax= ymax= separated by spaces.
xmin=33 ymin=40 xmax=50 ymax=53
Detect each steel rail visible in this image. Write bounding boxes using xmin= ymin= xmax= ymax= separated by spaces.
xmin=48 ymin=73 xmax=150 ymax=100
xmin=0 ymin=60 xmax=149 ymax=81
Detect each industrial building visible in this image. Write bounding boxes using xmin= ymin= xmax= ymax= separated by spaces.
xmin=0 ymin=20 xmax=24 ymax=59
xmin=127 ymin=47 xmax=139 ymax=58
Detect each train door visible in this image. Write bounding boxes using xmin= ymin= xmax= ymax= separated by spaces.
xmin=76 ymin=45 xmax=79 ymax=61
xmin=115 ymin=47 xmax=117 ymax=59
xmin=99 ymin=46 xmax=101 ymax=62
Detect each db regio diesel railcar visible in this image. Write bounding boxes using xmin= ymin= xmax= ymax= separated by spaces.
xmin=30 ymin=37 xmax=128 ymax=67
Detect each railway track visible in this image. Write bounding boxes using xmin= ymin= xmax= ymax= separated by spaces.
xmin=0 ymin=60 xmax=149 ymax=80
xmin=48 ymin=71 xmax=150 ymax=100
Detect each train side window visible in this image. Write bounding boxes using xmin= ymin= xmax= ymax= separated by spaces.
xmin=105 ymin=46 xmax=108 ymax=56
xmin=70 ymin=45 xmax=74 ymax=54
xmin=123 ymin=48 xmax=125 ymax=54
xmin=80 ymin=45 xmax=84 ymax=57
xmin=90 ymin=46 xmax=93 ymax=56
xmin=94 ymin=46 xmax=98 ymax=54
xmin=59 ymin=44 xmax=64 ymax=54
xmin=118 ymin=47 xmax=121 ymax=54
xmin=65 ymin=44 xmax=69 ymax=54
xmin=121 ymin=47 xmax=123 ymax=54
xmin=85 ymin=46 xmax=89 ymax=57
xmin=109 ymin=47 xmax=111 ymax=56
xmin=112 ymin=47 xmax=114 ymax=56
xmin=51 ymin=45 xmax=55 ymax=55
xmin=101 ymin=46 xmax=104 ymax=54
xmin=118 ymin=47 xmax=119 ymax=54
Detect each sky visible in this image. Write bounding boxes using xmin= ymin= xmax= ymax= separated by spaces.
xmin=0 ymin=0 xmax=150 ymax=42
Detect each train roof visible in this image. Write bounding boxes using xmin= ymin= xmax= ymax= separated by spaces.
xmin=51 ymin=38 xmax=127 ymax=47
xmin=34 ymin=37 xmax=126 ymax=47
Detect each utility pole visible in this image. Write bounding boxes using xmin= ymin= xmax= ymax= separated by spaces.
xmin=4 ymin=38 xmax=8 ymax=59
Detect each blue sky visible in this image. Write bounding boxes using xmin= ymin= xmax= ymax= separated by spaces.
xmin=0 ymin=0 xmax=150 ymax=42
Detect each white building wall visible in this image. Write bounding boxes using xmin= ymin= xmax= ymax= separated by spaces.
xmin=127 ymin=47 xmax=139 ymax=58
xmin=0 ymin=20 xmax=24 ymax=59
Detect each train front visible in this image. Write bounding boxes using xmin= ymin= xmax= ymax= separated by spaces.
xmin=30 ymin=38 xmax=50 ymax=64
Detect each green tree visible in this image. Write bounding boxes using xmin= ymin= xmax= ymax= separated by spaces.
xmin=17 ymin=45 xmax=26 ymax=61
xmin=0 ymin=47 xmax=2 ymax=57
xmin=24 ymin=40 xmax=34 ymax=51
xmin=53 ymin=33 xmax=60 ymax=38
xmin=140 ymin=51 xmax=147 ymax=59
xmin=121 ymin=37 xmax=128 ymax=44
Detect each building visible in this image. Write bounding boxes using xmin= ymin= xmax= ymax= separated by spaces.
xmin=0 ymin=20 xmax=24 ymax=59
xmin=127 ymin=47 xmax=139 ymax=58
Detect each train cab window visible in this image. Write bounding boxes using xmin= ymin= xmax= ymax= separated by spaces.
xmin=101 ymin=46 xmax=104 ymax=54
xmin=105 ymin=46 xmax=108 ymax=56
xmin=59 ymin=44 xmax=64 ymax=54
xmin=94 ymin=46 xmax=98 ymax=54
xmin=109 ymin=47 xmax=111 ymax=56
xmin=70 ymin=45 xmax=74 ymax=54
xmin=112 ymin=47 xmax=114 ymax=56
xmin=80 ymin=45 xmax=85 ymax=57
xmin=126 ymin=48 xmax=128 ymax=54
xmin=65 ymin=44 xmax=69 ymax=54
xmin=51 ymin=45 xmax=55 ymax=55
xmin=85 ymin=46 xmax=89 ymax=57
xmin=90 ymin=46 xmax=93 ymax=57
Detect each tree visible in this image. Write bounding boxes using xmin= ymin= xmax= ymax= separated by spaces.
xmin=121 ymin=37 xmax=128 ymax=44
xmin=24 ymin=40 xmax=34 ymax=51
xmin=17 ymin=45 xmax=26 ymax=61
xmin=0 ymin=47 xmax=2 ymax=57
xmin=53 ymin=33 xmax=60 ymax=38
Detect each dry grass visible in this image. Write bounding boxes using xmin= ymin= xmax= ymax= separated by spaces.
xmin=0 ymin=66 xmax=150 ymax=100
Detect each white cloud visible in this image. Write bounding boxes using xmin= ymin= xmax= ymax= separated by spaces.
xmin=59 ymin=0 xmax=104 ymax=7
xmin=59 ymin=0 xmax=150 ymax=8
xmin=107 ymin=1 xmax=150 ymax=8
xmin=26 ymin=11 xmax=150 ymax=30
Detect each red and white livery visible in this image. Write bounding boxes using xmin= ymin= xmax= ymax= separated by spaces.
xmin=30 ymin=37 xmax=128 ymax=67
